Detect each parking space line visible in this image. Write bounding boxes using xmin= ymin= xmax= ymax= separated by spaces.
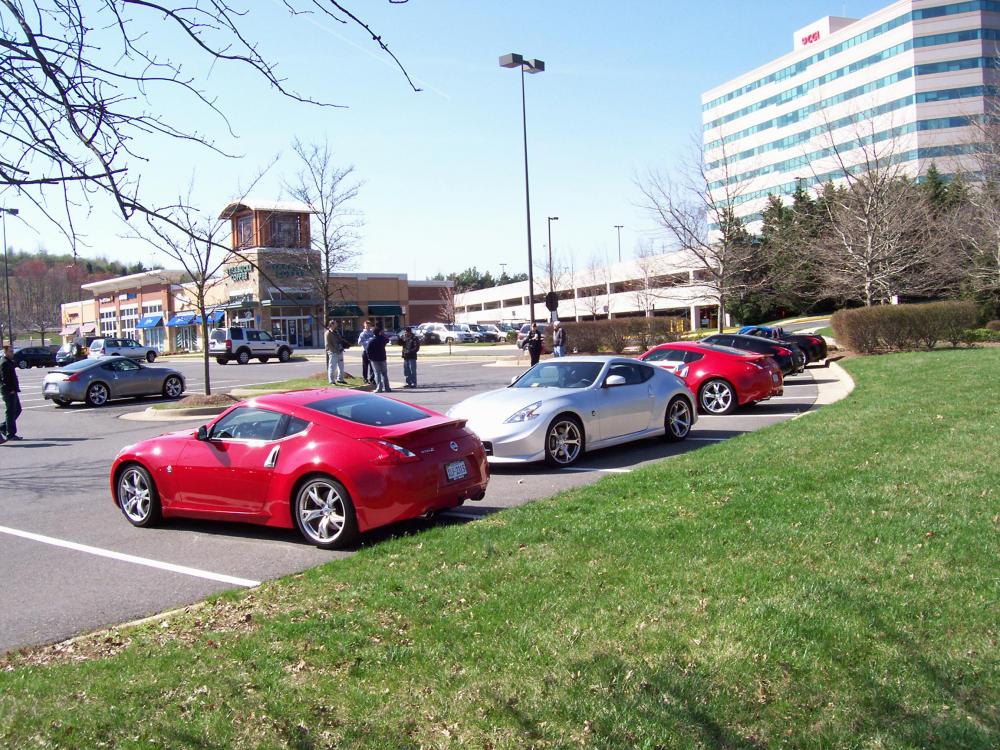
xmin=0 ymin=525 xmax=260 ymax=588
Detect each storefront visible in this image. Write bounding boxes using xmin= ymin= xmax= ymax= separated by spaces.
xmin=136 ymin=313 xmax=166 ymax=352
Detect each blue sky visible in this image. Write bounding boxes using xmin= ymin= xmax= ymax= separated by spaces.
xmin=8 ymin=0 xmax=888 ymax=279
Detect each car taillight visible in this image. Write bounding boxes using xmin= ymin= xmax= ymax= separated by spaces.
xmin=746 ymin=360 xmax=764 ymax=371
xmin=225 ymin=339 xmax=232 ymax=350
xmin=65 ymin=372 xmax=81 ymax=382
xmin=362 ymin=438 xmax=420 ymax=465
xmin=775 ymin=347 xmax=792 ymax=356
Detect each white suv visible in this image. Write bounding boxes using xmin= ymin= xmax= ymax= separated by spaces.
xmin=88 ymin=337 xmax=158 ymax=363
xmin=421 ymin=323 xmax=475 ymax=344
xmin=209 ymin=327 xmax=293 ymax=365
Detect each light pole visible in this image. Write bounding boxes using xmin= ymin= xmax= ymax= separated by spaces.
xmin=500 ymin=52 xmax=545 ymax=323
xmin=614 ymin=224 xmax=623 ymax=262
xmin=547 ymin=216 xmax=559 ymax=322
xmin=1 ymin=207 xmax=18 ymax=347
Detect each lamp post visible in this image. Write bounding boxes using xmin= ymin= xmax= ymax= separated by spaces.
xmin=1 ymin=207 xmax=18 ymax=347
xmin=500 ymin=52 xmax=545 ymax=323
xmin=547 ymin=216 xmax=559 ymax=322
xmin=614 ymin=224 xmax=623 ymax=262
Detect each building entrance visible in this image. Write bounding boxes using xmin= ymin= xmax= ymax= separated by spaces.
xmin=272 ymin=316 xmax=314 ymax=347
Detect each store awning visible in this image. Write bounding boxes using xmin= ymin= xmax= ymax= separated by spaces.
xmin=81 ymin=322 xmax=97 ymax=335
xmin=60 ymin=325 xmax=79 ymax=336
xmin=330 ymin=305 xmax=365 ymax=317
xmin=194 ymin=310 xmax=224 ymax=325
xmin=166 ymin=312 xmax=196 ymax=327
xmin=136 ymin=314 xmax=163 ymax=329
xmin=368 ymin=304 xmax=403 ymax=316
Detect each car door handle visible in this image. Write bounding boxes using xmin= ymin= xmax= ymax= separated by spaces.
xmin=264 ymin=446 xmax=280 ymax=468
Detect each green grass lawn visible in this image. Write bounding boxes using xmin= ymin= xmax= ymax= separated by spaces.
xmin=815 ymin=325 xmax=833 ymax=338
xmin=2 ymin=350 xmax=998 ymax=748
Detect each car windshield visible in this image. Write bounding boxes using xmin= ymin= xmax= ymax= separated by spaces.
xmin=512 ymin=361 xmax=604 ymax=389
xmin=57 ymin=343 xmax=75 ymax=354
xmin=306 ymin=393 xmax=430 ymax=426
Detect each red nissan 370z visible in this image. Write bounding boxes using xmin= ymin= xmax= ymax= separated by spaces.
xmin=110 ymin=389 xmax=489 ymax=548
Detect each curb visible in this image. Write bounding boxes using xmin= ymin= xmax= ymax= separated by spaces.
xmin=795 ymin=360 xmax=855 ymax=419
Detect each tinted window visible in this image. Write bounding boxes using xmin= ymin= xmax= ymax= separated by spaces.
xmin=211 ymin=407 xmax=284 ymax=441
xmin=306 ymin=393 xmax=430 ymax=426
xmin=284 ymin=416 xmax=310 ymax=437
xmin=246 ymin=330 xmax=261 ymax=342
xmin=513 ymin=361 xmax=603 ymax=389
xmin=684 ymin=351 xmax=706 ymax=363
xmin=258 ymin=332 xmax=273 ymax=341
xmin=109 ymin=359 xmax=141 ymax=372
xmin=210 ymin=330 xmax=227 ymax=343
xmin=607 ymin=363 xmax=649 ymax=385
xmin=644 ymin=348 xmax=685 ymax=362
xmin=61 ymin=359 xmax=98 ymax=372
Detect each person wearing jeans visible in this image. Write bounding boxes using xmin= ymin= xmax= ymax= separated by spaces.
xmin=0 ymin=345 xmax=23 ymax=442
xmin=358 ymin=320 xmax=375 ymax=384
xmin=400 ymin=327 xmax=420 ymax=387
xmin=325 ymin=321 xmax=347 ymax=384
xmin=367 ymin=325 xmax=390 ymax=392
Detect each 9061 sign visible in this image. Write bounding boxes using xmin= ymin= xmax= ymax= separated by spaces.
xmin=801 ymin=30 xmax=821 ymax=45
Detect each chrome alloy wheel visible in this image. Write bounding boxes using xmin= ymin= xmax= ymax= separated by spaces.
xmin=666 ymin=398 xmax=693 ymax=439
xmin=297 ymin=479 xmax=349 ymax=544
xmin=163 ymin=376 xmax=183 ymax=398
xmin=700 ymin=379 xmax=734 ymax=415
xmin=119 ymin=467 xmax=152 ymax=523
xmin=546 ymin=418 xmax=582 ymax=465
xmin=86 ymin=382 xmax=110 ymax=406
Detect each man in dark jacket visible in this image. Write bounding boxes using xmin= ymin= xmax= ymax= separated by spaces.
xmin=524 ymin=322 xmax=543 ymax=366
xmin=367 ymin=325 xmax=390 ymax=392
xmin=0 ymin=345 xmax=23 ymax=442
xmin=552 ymin=321 xmax=566 ymax=357
xmin=400 ymin=327 xmax=421 ymax=388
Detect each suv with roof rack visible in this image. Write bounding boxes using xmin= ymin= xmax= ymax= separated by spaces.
xmin=209 ymin=327 xmax=293 ymax=365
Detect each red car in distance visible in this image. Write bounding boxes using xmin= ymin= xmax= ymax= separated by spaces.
xmin=638 ymin=342 xmax=782 ymax=415
xmin=111 ymin=390 xmax=489 ymax=549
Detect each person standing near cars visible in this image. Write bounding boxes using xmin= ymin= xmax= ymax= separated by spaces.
xmin=524 ymin=322 xmax=543 ymax=366
xmin=325 ymin=321 xmax=347 ymax=385
xmin=0 ymin=345 xmax=23 ymax=442
xmin=367 ymin=324 xmax=391 ymax=392
xmin=552 ymin=321 xmax=566 ymax=357
xmin=400 ymin=326 xmax=421 ymax=388
xmin=358 ymin=320 xmax=375 ymax=385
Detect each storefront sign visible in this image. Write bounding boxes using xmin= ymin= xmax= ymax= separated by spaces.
xmin=801 ymin=30 xmax=820 ymax=45
xmin=267 ymin=262 xmax=305 ymax=279
xmin=227 ymin=263 xmax=252 ymax=282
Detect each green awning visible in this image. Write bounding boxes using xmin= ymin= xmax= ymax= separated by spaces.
xmin=368 ymin=304 xmax=403 ymax=316
xmin=330 ymin=305 xmax=365 ymax=317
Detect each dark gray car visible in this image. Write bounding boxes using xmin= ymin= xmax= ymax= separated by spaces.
xmin=41 ymin=356 xmax=185 ymax=407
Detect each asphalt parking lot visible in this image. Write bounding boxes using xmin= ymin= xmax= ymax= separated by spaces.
xmin=0 ymin=349 xmax=823 ymax=653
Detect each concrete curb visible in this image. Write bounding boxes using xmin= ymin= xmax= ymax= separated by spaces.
xmin=795 ymin=360 xmax=854 ymax=420
xmin=121 ymin=405 xmax=231 ymax=422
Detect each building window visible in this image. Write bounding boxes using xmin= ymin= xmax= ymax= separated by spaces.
xmin=120 ymin=305 xmax=138 ymax=339
xmin=100 ymin=308 xmax=117 ymax=335
xmin=270 ymin=214 xmax=301 ymax=247
xmin=236 ymin=214 xmax=254 ymax=248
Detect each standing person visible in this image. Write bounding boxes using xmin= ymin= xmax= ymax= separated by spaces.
xmin=367 ymin=324 xmax=391 ymax=392
xmin=400 ymin=326 xmax=421 ymax=388
xmin=525 ymin=322 xmax=543 ymax=367
xmin=358 ymin=320 xmax=375 ymax=384
xmin=552 ymin=321 xmax=566 ymax=357
xmin=325 ymin=321 xmax=347 ymax=385
xmin=0 ymin=345 xmax=23 ymax=442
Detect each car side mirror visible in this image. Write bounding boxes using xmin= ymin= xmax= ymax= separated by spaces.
xmin=604 ymin=374 xmax=627 ymax=388
xmin=197 ymin=425 xmax=209 ymax=441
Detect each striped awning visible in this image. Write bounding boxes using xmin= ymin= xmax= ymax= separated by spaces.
xmin=60 ymin=325 xmax=80 ymax=336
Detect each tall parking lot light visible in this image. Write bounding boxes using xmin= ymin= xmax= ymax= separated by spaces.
xmin=1 ymin=207 xmax=18 ymax=347
xmin=500 ymin=52 xmax=544 ymax=323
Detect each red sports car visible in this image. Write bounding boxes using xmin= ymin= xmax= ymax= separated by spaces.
xmin=638 ymin=342 xmax=782 ymax=415
xmin=111 ymin=389 xmax=489 ymax=548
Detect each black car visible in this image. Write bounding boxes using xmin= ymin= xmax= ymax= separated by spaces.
xmin=738 ymin=326 xmax=828 ymax=364
xmin=12 ymin=346 xmax=57 ymax=369
xmin=700 ymin=333 xmax=806 ymax=376
xmin=55 ymin=341 xmax=87 ymax=366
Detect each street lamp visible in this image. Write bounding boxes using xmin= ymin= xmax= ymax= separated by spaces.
xmin=1 ymin=207 xmax=18 ymax=347
xmin=547 ymin=216 xmax=559 ymax=322
xmin=614 ymin=224 xmax=623 ymax=262
xmin=500 ymin=52 xmax=545 ymax=323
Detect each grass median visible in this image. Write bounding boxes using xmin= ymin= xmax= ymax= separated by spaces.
xmin=2 ymin=349 xmax=998 ymax=748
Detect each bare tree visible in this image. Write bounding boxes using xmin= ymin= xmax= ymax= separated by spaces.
xmin=283 ymin=139 xmax=362 ymax=326
xmin=578 ymin=253 xmax=610 ymax=320
xmin=956 ymin=111 xmax=1000 ymax=314
xmin=0 ymin=1 xmax=417 ymax=249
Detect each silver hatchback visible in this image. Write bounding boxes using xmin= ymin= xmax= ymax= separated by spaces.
xmin=42 ymin=356 xmax=185 ymax=407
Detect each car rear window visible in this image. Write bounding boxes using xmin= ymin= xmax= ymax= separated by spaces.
xmin=59 ymin=359 xmax=99 ymax=372
xmin=209 ymin=330 xmax=227 ymax=343
xmin=305 ymin=393 xmax=430 ymax=426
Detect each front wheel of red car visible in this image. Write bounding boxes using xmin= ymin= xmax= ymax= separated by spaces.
xmin=663 ymin=396 xmax=693 ymax=442
xmin=699 ymin=379 xmax=736 ymax=415
xmin=293 ymin=476 xmax=359 ymax=549
xmin=117 ymin=464 xmax=162 ymax=527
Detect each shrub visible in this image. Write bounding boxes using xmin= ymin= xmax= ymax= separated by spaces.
xmin=985 ymin=319 xmax=1000 ymax=331
xmin=831 ymin=301 xmax=980 ymax=354
xmin=602 ymin=319 xmax=630 ymax=353
xmin=564 ymin=322 xmax=601 ymax=354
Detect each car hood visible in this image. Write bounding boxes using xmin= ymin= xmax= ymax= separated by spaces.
xmin=449 ymin=386 xmax=575 ymax=421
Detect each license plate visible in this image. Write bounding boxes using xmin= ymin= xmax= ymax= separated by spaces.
xmin=772 ymin=373 xmax=780 ymax=383
xmin=445 ymin=460 xmax=467 ymax=482
xmin=44 ymin=384 xmax=58 ymax=393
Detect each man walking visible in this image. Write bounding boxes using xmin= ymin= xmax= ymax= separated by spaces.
xmin=358 ymin=320 xmax=375 ymax=384
xmin=325 ymin=321 xmax=347 ymax=385
xmin=367 ymin=324 xmax=391 ymax=392
xmin=0 ymin=345 xmax=23 ymax=442
xmin=524 ymin=322 xmax=543 ymax=367
xmin=552 ymin=321 xmax=566 ymax=357
xmin=400 ymin=326 xmax=420 ymax=388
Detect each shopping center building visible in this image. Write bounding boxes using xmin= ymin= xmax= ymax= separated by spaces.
xmin=60 ymin=201 xmax=451 ymax=351
xmin=702 ymin=0 xmax=996 ymax=227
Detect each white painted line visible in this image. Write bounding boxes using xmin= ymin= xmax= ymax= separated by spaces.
xmin=560 ymin=466 xmax=633 ymax=474
xmin=0 ymin=525 xmax=260 ymax=588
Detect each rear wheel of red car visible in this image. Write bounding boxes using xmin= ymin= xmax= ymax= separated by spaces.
xmin=699 ymin=379 xmax=735 ymax=415
xmin=544 ymin=414 xmax=583 ymax=466
xmin=293 ymin=476 xmax=359 ymax=549
xmin=664 ymin=396 xmax=693 ymax=441
xmin=116 ymin=464 xmax=162 ymax=527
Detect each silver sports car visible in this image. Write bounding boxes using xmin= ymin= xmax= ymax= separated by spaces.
xmin=446 ymin=356 xmax=696 ymax=466
xmin=42 ymin=356 xmax=186 ymax=407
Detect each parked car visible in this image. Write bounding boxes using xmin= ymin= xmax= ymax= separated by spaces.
xmin=209 ymin=327 xmax=293 ymax=364
xmin=446 ymin=356 xmax=696 ymax=466
xmin=42 ymin=356 xmax=185 ymax=407
xmin=738 ymin=325 xmax=828 ymax=364
xmin=467 ymin=323 xmax=500 ymax=342
xmin=87 ymin=337 xmax=158 ymax=363
xmin=421 ymin=323 xmax=475 ymax=344
xmin=700 ymin=333 xmax=805 ymax=376
xmin=639 ymin=342 xmax=782 ymax=415
xmin=516 ymin=322 xmax=548 ymax=349
xmin=55 ymin=341 xmax=87 ymax=366
xmin=110 ymin=389 xmax=489 ymax=549
xmin=11 ymin=346 xmax=57 ymax=369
